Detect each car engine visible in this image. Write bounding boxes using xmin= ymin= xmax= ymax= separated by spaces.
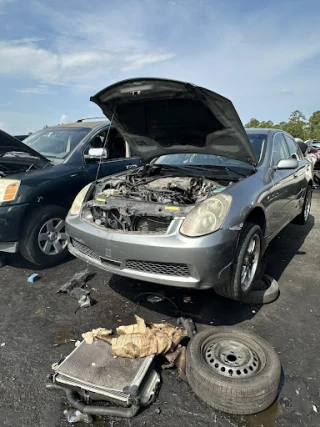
xmin=83 ymin=172 xmax=228 ymax=234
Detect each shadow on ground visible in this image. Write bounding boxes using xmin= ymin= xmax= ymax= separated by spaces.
xmin=109 ymin=214 xmax=315 ymax=327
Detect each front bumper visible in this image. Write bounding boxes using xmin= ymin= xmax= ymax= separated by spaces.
xmin=66 ymin=214 xmax=238 ymax=290
xmin=0 ymin=203 xmax=28 ymax=252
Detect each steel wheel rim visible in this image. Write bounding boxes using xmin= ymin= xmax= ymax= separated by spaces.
xmin=204 ymin=338 xmax=261 ymax=378
xmin=241 ymin=234 xmax=261 ymax=292
xmin=38 ymin=218 xmax=67 ymax=256
xmin=304 ymin=192 xmax=311 ymax=222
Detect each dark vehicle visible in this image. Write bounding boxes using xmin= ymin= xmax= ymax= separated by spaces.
xmin=14 ymin=135 xmax=29 ymax=141
xmin=66 ymin=78 xmax=313 ymax=301
xmin=0 ymin=120 xmax=141 ymax=266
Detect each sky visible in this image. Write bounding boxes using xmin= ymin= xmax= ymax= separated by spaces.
xmin=1 ymin=0 xmax=320 ymax=134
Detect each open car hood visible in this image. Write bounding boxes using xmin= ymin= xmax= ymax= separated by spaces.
xmin=0 ymin=129 xmax=49 ymax=162
xmin=91 ymin=78 xmax=257 ymax=166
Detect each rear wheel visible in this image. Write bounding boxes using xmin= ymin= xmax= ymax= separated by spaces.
xmin=215 ymin=222 xmax=263 ymax=301
xmin=20 ymin=204 xmax=69 ymax=267
xmin=292 ymin=186 xmax=312 ymax=225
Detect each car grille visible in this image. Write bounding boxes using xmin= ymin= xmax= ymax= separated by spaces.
xmin=71 ymin=239 xmax=100 ymax=261
xmin=134 ymin=217 xmax=171 ymax=234
xmin=126 ymin=260 xmax=190 ymax=277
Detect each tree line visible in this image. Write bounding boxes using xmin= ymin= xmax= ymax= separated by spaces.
xmin=245 ymin=110 xmax=320 ymax=141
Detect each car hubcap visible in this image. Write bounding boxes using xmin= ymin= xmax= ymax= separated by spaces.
xmin=204 ymin=338 xmax=261 ymax=378
xmin=304 ymin=193 xmax=311 ymax=221
xmin=38 ymin=218 xmax=67 ymax=256
xmin=241 ymin=234 xmax=261 ymax=292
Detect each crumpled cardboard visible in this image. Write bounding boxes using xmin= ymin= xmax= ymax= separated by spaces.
xmin=112 ymin=315 xmax=188 ymax=359
xmin=82 ymin=328 xmax=112 ymax=345
xmin=82 ymin=316 xmax=188 ymax=360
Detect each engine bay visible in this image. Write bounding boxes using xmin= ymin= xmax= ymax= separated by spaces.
xmin=0 ymin=159 xmax=41 ymax=178
xmin=83 ymin=170 xmax=231 ymax=233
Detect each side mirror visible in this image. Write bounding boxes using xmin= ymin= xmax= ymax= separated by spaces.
xmin=87 ymin=147 xmax=108 ymax=159
xmin=275 ymin=158 xmax=298 ymax=170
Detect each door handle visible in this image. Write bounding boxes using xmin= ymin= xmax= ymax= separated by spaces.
xmin=294 ymin=173 xmax=298 ymax=178
xmin=126 ymin=164 xmax=136 ymax=170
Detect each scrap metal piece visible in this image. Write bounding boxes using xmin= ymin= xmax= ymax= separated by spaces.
xmin=57 ymin=269 xmax=96 ymax=309
xmin=56 ymin=269 xmax=95 ymax=294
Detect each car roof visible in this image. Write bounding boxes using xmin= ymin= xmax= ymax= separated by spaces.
xmin=245 ymin=128 xmax=275 ymax=135
xmin=47 ymin=120 xmax=110 ymax=130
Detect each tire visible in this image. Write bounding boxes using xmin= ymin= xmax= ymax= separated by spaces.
xmin=186 ymin=327 xmax=281 ymax=415
xmin=292 ymin=186 xmax=312 ymax=225
xmin=20 ymin=204 xmax=69 ymax=267
xmin=240 ymin=275 xmax=280 ymax=305
xmin=215 ymin=222 xmax=263 ymax=301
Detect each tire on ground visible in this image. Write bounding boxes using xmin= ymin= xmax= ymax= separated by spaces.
xmin=20 ymin=204 xmax=69 ymax=267
xmin=240 ymin=275 xmax=280 ymax=305
xmin=186 ymin=327 xmax=281 ymax=415
xmin=292 ymin=185 xmax=312 ymax=225
xmin=215 ymin=222 xmax=263 ymax=301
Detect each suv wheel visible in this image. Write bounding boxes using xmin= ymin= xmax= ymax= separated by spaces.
xmin=20 ymin=204 xmax=69 ymax=267
xmin=215 ymin=222 xmax=263 ymax=301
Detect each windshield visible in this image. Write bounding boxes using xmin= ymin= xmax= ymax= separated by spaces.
xmin=23 ymin=127 xmax=91 ymax=159
xmin=155 ymin=134 xmax=266 ymax=169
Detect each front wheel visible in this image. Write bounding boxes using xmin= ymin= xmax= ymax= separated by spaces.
xmin=20 ymin=204 xmax=69 ymax=267
xmin=215 ymin=222 xmax=263 ymax=301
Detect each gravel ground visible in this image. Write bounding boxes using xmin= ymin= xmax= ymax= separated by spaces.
xmin=1 ymin=192 xmax=319 ymax=427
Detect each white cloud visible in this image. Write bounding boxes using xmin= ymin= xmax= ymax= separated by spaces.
xmin=16 ymin=85 xmax=55 ymax=95
xmin=59 ymin=114 xmax=70 ymax=124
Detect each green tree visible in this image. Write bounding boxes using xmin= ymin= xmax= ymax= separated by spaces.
xmin=282 ymin=110 xmax=307 ymax=139
xmin=245 ymin=118 xmax=260 ymax=128
xmin=309 ymin=110 xmax=320 ymax=140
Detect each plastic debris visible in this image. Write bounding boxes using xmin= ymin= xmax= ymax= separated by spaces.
xmin=183 ymin=296 xmax=192 ymax=303
xmin=63 ymin=409 xmax=93 ymax=424
xmin=57 ymin=269 xmax=96 ymax=309
xmin=28 ymin=273 xmax=40 ymax=283
xmin=147 ymin=295 xmax=164 ymax=304
xmin=177 ymin=317 xmax=197 ymax=337
xmin=1 ymin=343 xmax=5 ymax=347
xmin=313 ymin=405 xmax=318 ymax=413
xmin=78 ymin=294 xmax=93 ymax=308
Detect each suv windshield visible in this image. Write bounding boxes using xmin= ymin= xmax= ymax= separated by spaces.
xmin=155 ymin=134 xmax=266 ymax=169
xmin=23 ymin=127 xmax=91 ymax=159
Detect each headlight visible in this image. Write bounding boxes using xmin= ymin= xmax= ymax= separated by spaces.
xmin=69 ymin=184 xmax=92 ymax=216
xmin=0 ymin=179 xmax=21 ymax=202
xmin=180 ymin=193 xmax=232 ymax=237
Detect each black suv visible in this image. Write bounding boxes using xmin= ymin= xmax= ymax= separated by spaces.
xmin=0 ymin=120 xmax=141 ymax=267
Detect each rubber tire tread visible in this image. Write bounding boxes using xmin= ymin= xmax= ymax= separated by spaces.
xmin=292 ymin=186 xmax=312 ymax=225
xmin=20 ymin=204 xmax=68 ymax=267
xmin=186 ymin=327 xmax=281 ymax=415
xmin=215 ymin=222 xmax=263 ymax=300
xmin=240 ymin=275 xmax=280 ymax=305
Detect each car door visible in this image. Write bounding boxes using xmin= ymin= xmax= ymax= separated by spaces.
xmin=84 ymin=127 xmax=142 ymax=182
xmin=267 ymin=132 xmax=298 ymax=236
xmin=283 ymin=134 xmax=308 ymax=218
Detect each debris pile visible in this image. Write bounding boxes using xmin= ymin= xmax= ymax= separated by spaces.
xmin=82 ymin=315 xmax=189 ymax=362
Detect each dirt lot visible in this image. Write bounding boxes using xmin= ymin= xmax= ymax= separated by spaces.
xmin=1 ymin=192 xmax=320 ymax=427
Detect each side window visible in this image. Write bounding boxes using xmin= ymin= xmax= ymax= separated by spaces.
xmin=284 ymin=135 xmax=299 ymax=159
xmin=84 ymin=128 xmax=126 ymax=161
xmin=107 ymin=129 xmax=126 ymax=160
xmin=272 ymin=133 xmax=289 ymax=165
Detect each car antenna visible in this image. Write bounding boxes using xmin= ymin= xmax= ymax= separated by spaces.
xmin=95 ymin=110 xmax=116 ymax=184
